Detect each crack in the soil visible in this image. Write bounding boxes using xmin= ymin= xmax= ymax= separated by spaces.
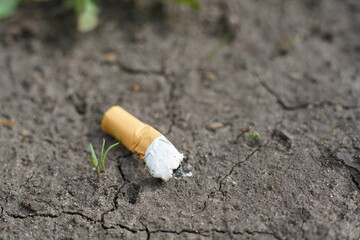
xmin=260 ymin=81 xmax=308 ymax=111
xmin=7 ymin=210 xmax=282 ymax=238
xmin=139 ymin=219 xmax=150 ymax=240
xmin=0 ymin=205 xmax=4 ymax=217
xmin=103 ymin=222 xmax=141 ymax=233
xmin=195 ymin=198 xmax=208 ymax=214
xmin=143 ymin=227 xmax=282 ymax=238
xmin=150 ymin=229 xmax=209 ymax=236
xmin=218 ymin=144 xmax=265 ymax=196
xmin=63 ymin=210 xmax=97 ymax=223
xmin=330 ymin=147 xmax=360 ymax=192
xmin=7 ymin=208 xmax=139 ymax=232
xmin=117 ymin=153 xmax=133 ymax=183
xmin=260 ymin=81 xmax=358 ymax=111
xmin=7 ymin=212 xmax=60 ymax=219
xmin=196 ymin=143 xmax=268 ymax=215
xmin=99 ymin=152 xmax=135 ymax=231
xmin=242 ymin=230 xmax=282 ymax=240
xmin=316 ymin=142 xmax=360 ymax=193
xmin=350 ymin=174 xmax=360 ymax=191
xmin=7 ymin=210 xmax=101 ymax=223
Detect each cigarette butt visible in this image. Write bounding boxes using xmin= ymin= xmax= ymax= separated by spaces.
xmin=101 ymin=106 xmax=183 ymax=181
xmin=101 ymin=106 xmax=162 ymax=157
xmin=1 ymin=118 xmax=14 ymax=128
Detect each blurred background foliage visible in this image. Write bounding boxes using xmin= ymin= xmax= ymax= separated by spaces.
xmin=0 ymin=0 xmax=200 ymax=32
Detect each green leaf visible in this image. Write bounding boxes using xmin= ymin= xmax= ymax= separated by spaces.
xmin=101 ymin=142 xmax=119 ymax=171
xmin=249 ymin=131 xmax=260 ymax=139
xmin=0 ymin=0 xmax=20 ymax=19
xmin=89 ymin=143 xmax=98 ymax=168
xmin=100 ymin=138 xmax=105 ymax=162
xmin=75 ymin=0 xmax=99 ymax=33
xmin=99 ymin=138 xmax=105 ymax=171
xmin=168 ymin=0 xmax=201 ymax=10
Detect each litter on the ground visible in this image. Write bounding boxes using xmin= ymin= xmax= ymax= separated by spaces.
xmin=101 ymin=106 xmax=189 ymax=181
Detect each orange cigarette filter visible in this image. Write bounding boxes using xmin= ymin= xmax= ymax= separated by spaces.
xmin=101 ymin=106 xmax=184 ymax=181
xmin=101 ymin=106 xmax=161 ymax=158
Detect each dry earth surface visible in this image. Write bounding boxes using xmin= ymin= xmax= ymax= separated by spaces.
xmin=0 ymin=0 xmax=360 ymax=239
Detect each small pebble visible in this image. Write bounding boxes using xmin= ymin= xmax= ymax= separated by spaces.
xmin=203 ymin=71 xmax=217 ymax=80
xmin=206 ymin=122 xmax=224 ymax=130
xmin=103 ymin=53 xmax=118 ymax=63
xmin=183 ymin=113 xmax=192 ymax=121
xmin=0 ymin=118 xmax=14 ymax=128
xmin=223 ymin=106 xmax=232 ymax=112
xmin=131 ymin=84 xmax=141 ymax=92
xmin=20 ymin=129 xmax=31 ymax=137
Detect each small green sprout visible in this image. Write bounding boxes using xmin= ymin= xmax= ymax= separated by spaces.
xmin=236 ymin=126 xmax=261 ymax=142
xmin=208 ymin=35 xmax=231 ymax=60
xmin=327 ymin=121 xmax=340 ymax=139
xmin=278 ymin=36 xmax=294 ymax=55
xmin=249 ymin=131 xmax=260 ymax=139
xmin=89 ymin=139 xmax=119 ymax=182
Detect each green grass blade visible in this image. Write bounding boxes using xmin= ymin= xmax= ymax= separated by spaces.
xmin=328 ymin=121 xmax=340 ymax=139
xmin=208 ymin=35 xmax=231 ymax=60
xmin=100 ymin=138 xmax=105 ymax=161
xmin=99 ymin=138 xmax=105 ymax=171
xmin=0 ymin=0 xmax=20 ymax=19
xmin=89 ymin=143 xmax=98 ymax=168
xmin=167 ymin=0 xmax=201 ymax=10
xmin=101 ymin=142 xmax=120 ymax=171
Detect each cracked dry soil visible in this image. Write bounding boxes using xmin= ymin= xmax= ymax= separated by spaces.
xmin=1 ymin=0 xmax=360 ymax=239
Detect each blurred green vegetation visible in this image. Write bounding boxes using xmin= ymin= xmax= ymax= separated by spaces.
xmin=0 ymin=0 xmax=20 ymax=19
xmin=0 ymin=0 xmax=200 ymax=32
xmin=168 ymin=0 xmax=200 ymax=10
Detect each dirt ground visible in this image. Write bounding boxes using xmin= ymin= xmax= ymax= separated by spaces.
xmin=0 ymin=0 xmax=360 ymax=239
